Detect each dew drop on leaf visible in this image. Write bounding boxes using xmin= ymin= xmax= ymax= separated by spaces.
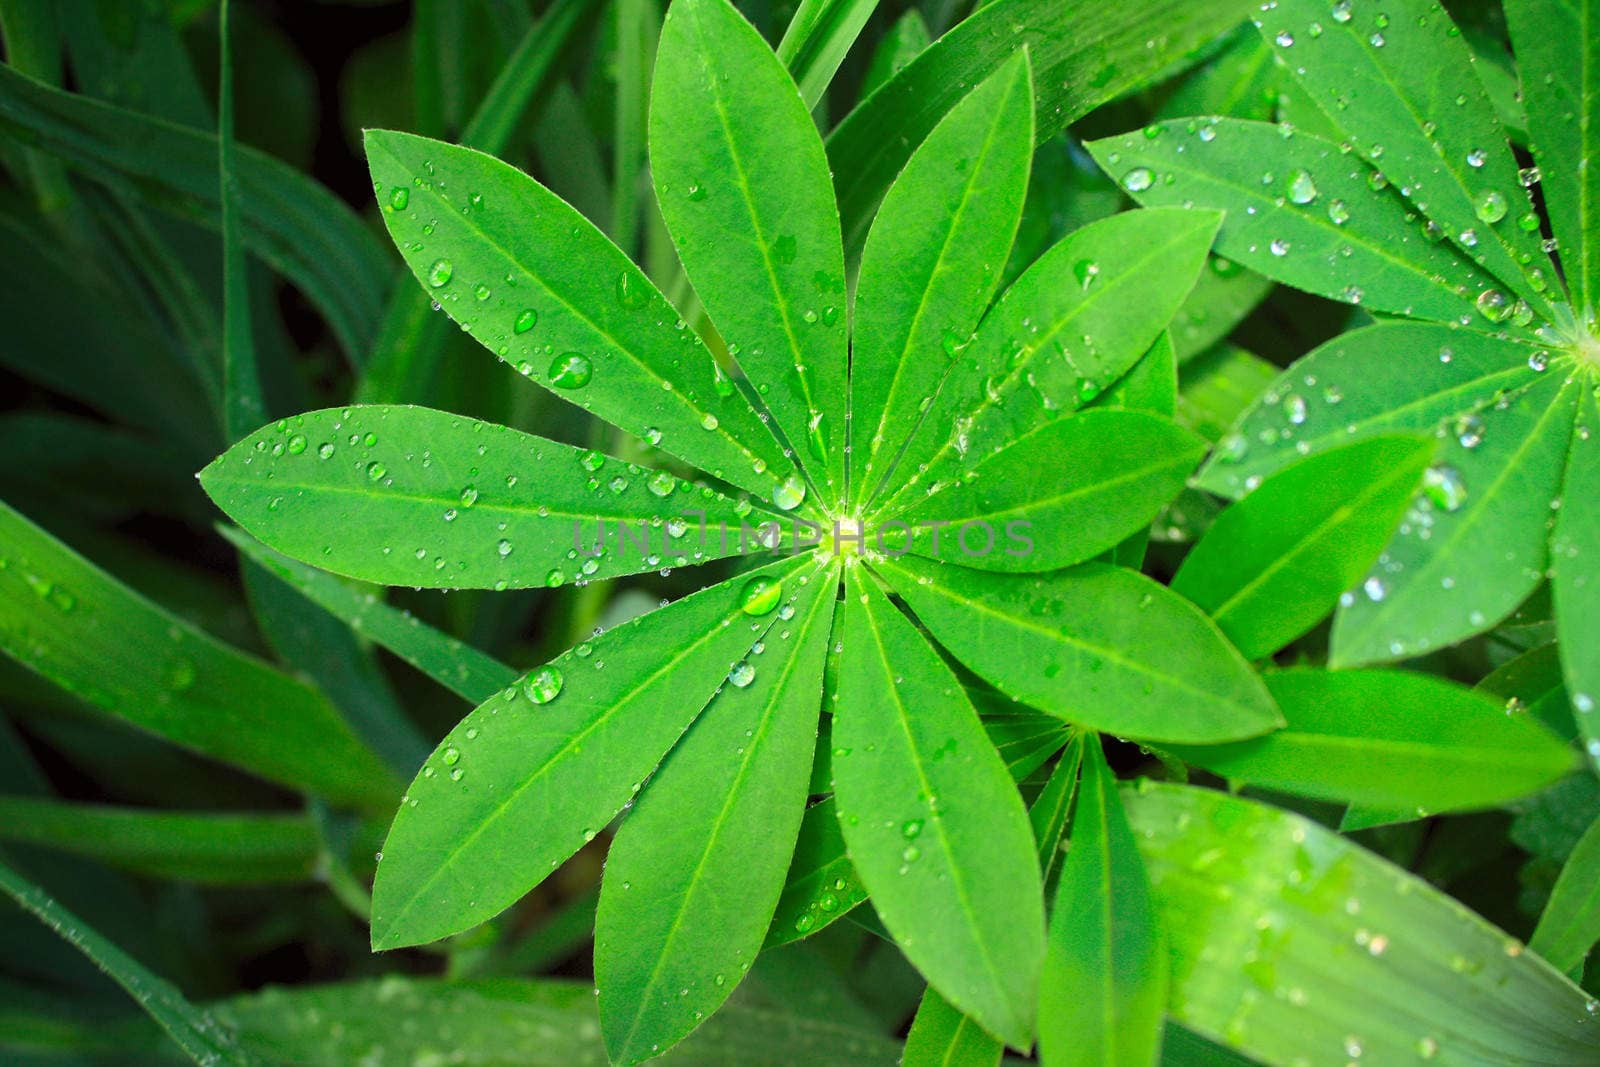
xmin=524 ymin=665 xmax=564 ymax=704
xmin=739 ymin=577 xmax=782 ymax=616
xmin=549 ymin=352 xmax=593 ymax=388
xmin=427 ymin=259 xmax=453 ymax=287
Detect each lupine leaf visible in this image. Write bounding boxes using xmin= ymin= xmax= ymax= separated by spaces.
xmin=1550 ymin=385 xmax=1600 ymax=773
xmin=1333 ymin=372 xmax=1579 ymax=666
xmin=363 ymin=129 xmax=797 ymax=502
xmin=1086 ymin=119 xmax=1507 ymax=326
xmin=879 ymin=556 xmax=1281 ymax=744
xmin=831 ymin=567 xmax=1044 ymax=1048
xmin=595 ymin=560 xmax=836 ymax=1064
xmin=369 ymin=554 xmax=811 ymax=949
xmin=871 ymin=208 xmax=1219 ymax=516
xmin=850 ymin=53 xmax=1033 ymax=511
xmin=1174 ymin=343 xmax=1279 ymax=442
xmin=1039 ymin=738 xmax=1167 ymax=1066
xmin=1165 ymin=668 xmax=1575 ymax=811
xmin=1255 ymin=0 xmax=1558 ymax=313
xmin=1504 ymin=0 xmax=1600 ymax=311
xmin=890 ymin=410 xmax=1207 ymax=573
xmin=201 ymin=405 xmax=770 ymax=591
xmin=827 ymin=0 xmax=1255 ymax=253
xmin=775 ymin=0 xmax=881 ymax=108
xmin=650 ymin=0 xmax=849 ymax=506
xmin=1173 ymin=435 xmax=1435 ymax=660
xmin=901 ymin=987 xmax=1001 ymax=1067
xmin=1125 ymin=783 xmax=1600 ymax=1065
xmin=1195 ymin=322 xmax=1540 ymax=499
xmin=1531 ymin=811 xmax=1600 ymax=972
xmin=0 ymin=501 xmax=398 ymax=811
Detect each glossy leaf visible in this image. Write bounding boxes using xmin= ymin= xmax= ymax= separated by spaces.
xmin=902 ymin=987 xmax=1001 ymax=1067
xmin=595 ymin=561 xmax=836 ymax=1064
xmin=1256 ymin=0 xmax=1557 ymax=312
xmin=891 ymin=410 xmax=1207 ymax=573
xmin=0 ymin=798 xmax=318 ymax=885
xmin=850 ymin=53 xmax=1033 ymax=510
xmin=1551 ymin=385 xmax=1600 ymax=772
xmin=1173 ymin=435 xmax=1436 ymax=660
xmin=202 ymin=405 xmax=768 ymax=591
xmin=1531 ymin=811 xmax=1600 ymax=972
xmin=1333 ymin=372 xmax=1579 ymax=666
xmin=0 ymin=62 xmax=388 ymax=362
xmin=831 ymin=567 xmax=1044 ymax=1048
xmin=369 ymin=554 xmax=810 ymax=949
xmin=880 ymin=556 xmax=1280 ymax=745
xmin=827 ymin=0 xmax=1255 ymax=252
xmin=776 ymin=0 xmax=880 ymax=108
xmin=221 ymin=527 xmax=517 ymax=704
xmin=364 ymin=129 xmax=796 ymax=501
xmin=0 ymin=501 xmax=398 ymax=811
xmin=0 ymin=858 xmax=262 ymax=1066
xmin=1166 ymin=668 xmax=1575 ymax=811
xmin=1087 ymin=119 xmax=1507 ymax=326
xmin=1195 ymin=321 xmax=1540 ymax=499
xmin=1039 ymin=738 xmax=1167 ymax=1067
xmin=1504 ymin=0 xmax=1600 ymax=311
xmin=872 ymin=208 xmax=1220 ymax=515
xmin=1125 ymin=783 xmax=1600 ymax=1065
xmin=650 ymin=0 xmax=848 ymax=505
xmin=1174 ymin=343 xmax=1279 ymax=442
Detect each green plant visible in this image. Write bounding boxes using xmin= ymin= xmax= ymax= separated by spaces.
xmin=2 ymin=1 xmax=1600 ymax=1065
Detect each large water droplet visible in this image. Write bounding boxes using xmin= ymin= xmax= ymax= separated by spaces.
xmin=1122 ymin=167 xmax=1154 ymax=193
xmin=549 ymin=352 xmax=593 ymax=388
xmin=524 ymin=665 xmax=564 ymax=704
xmin=772 ymin=473 xmax=806 ymax=511
xmin=427 ymin=259 xmax=453 ymax=288
xmin=740 ymin=577 xmax=782 ymax=616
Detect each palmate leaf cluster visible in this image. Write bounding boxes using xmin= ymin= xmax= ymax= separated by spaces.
xmin=0 ymin=1 xmax=1597 ymax=1066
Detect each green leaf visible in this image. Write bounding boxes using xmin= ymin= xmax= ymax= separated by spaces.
xmin=1166 ymin=668 xmax=1575 ymax=811
xmin=1479 ymin=641 xmax=1577 ymax=741
xmin=871 ymin=208 xmax=1220 ymax=516
xmin=1551 ymin=384 xmax=1600 ymax=773
xmin=1256 ymin=0 xmax=1557 ymax=313
xmin=1332 ymin=372 xmax=1580 ymax=666
xmin=201 ymin=405 xmax=769 ymax=591
xmin=0 ymin=501 xmax=398 ymax=811
xmin=775 ymin=0 xmax=880 ymax=108
xmin=1531 ymin=811 xmax=1600 ymax=972
xmin=369 ymin=553 xmax=811 ymax=949
xmin=1173 ymin=435 xmax=1436 ymax=660
xmin=889 ymin=410 xmax=1205 ymax=573
xmin=0 ymin=63 xmax=389 ymax=362
xmin=831 ymin=567 xmax=1044 ymax=1048
xmin=878 ymin=556 xmax=1280 ymax=745
xmin=1125 ymin=783 xmax=1600 ymax=1065
xmin=765 ymin=795 xmax=861 ymax=949
xmin=0 ymin=858 xmax=262 ymax=1066
xmin=1030 ymin=736 xmax=1083 ymax=884
xmin=1504 ymin=0 xmax=1600 ymax=311
xmin=850 ymin=53 xmax=1034 ymax=511
xmin=650 ymin=0 xmax=848 ymax=506
xmin=1087 ymin=119 xmax=1507 ymax=326
xmin=220 ymin=527 xmax=517 ymax=705
xmin=363 ymin=129 xmax=796 ymax=502
xmin=827 ymin=0 xmax=1255 ymax=253
xmin=217 ymin=0 xmax=260 ymax=442
xmin=1195 ymin=322 xmax=1539 ymax=499
xmin=0 ymin=798 xmax=318 ymax=885
xmin=595 ymin=560 xmax=836 ymax=1064
xmin=1039 ymin=738 xmax=1168 ymax=1067
xmin=209 ymin=975 xmax=904 ymax=1066
xmin=1169 ymin=257 xmax=1274 ymax=365
xmin=902 ymin=987 xmax=1001 ymax=1067
xmin=1157 ymin=28 xmax=1281 ymax=123
xmin=1174 ymin=343 xmax=1279 ymax=442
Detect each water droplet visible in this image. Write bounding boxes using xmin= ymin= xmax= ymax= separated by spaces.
xmin=580 ymin=450 xmax=605 ymax=473
xmin=427 ymin=259 xmax=453 ymax=288
xmin=286 ymin=434 xmax=308 ymax=455
xmin=1474 ymin=189 xmax=1508 ymax=224
xmin=728 ymin=661 xmax=756 ymax=687
xmin=1288 ymin=169 xmax=1318 ymax=204
xmin=549 ymin=352 xmax=593 ymax=388
xmin=1454 ymin=413 xmax=1484 ymax=448
xmin=367 ymin=461 xmax=387 ymax=481
xmin=1270 ymin=238 xmax=1291 ymax=256
xmin=318 ymin=442 xmax=335 ymax=459
xmin=524 ymin=665 xmax=564 ymax=704
xmin=545 ymin=568 xmax=565 ymax=587
xmin=1331 ymin=0 xmax=1352 ymax=22
xmin=514 ymin=308 xmax=538 ymax=333
xmin=772 ymin=473 xmax=806 ymax=511
xmin=1422 ymin=465 xmax=1467 ymax=511
xmin=390 ymin=187 xmax=409 ymax=210
xmin=1274 ymin=30 xmax=1295 ymax=46
xmin=1466 ymin=148 xmax=1487 ymax=168
xmin=1122 ymin=167 xmax=1154 ymax=192
xmin=497 ymin=539 xmax=513 ymax=557
xmin=647 ymin=470 xmax=676 ymax=497
xmin=616 ymin=271 xmax=649 ymax=309
xmin=442 ymin=745 xmax=461 ymax=766
xmin=740 ymin=577 xmax=782 ymax=616
xmin=1327 ymin=198 xmax=1351 ymax=225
